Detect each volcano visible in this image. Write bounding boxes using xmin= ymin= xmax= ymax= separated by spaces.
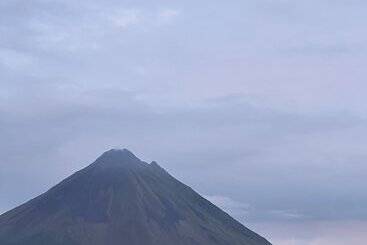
xmin=0 ymin=149 xmax=271 ymax=245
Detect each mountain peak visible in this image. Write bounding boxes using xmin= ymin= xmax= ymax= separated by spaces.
xmin=104 ymin=148 xmax=137 ymax=158
xmin=92 ymin=148 xmax=144 ymax=169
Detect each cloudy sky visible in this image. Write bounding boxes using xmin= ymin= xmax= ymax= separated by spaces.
xmin=1 ymin=0 xmax=367 ymax=244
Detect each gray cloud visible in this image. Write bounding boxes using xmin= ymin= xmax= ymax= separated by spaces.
xmin=251 ymin=220 xmax=367 ymax=245
xmin=1 ymin=88 xmax=366 ymax=222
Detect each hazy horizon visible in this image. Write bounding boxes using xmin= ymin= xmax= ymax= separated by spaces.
xmin=1 ymin=0 xmax=367 ymax=244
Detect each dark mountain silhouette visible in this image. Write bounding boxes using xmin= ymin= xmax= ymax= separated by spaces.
xmin=0 ymin=149 xmax=271 ymax=245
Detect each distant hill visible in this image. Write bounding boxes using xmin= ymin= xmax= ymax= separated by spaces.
xmin=0 ymin=149 xmax=271 ymax=245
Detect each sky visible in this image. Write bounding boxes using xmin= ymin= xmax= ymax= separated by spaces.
xmin=1 ymin=0 xmax=367 ymax=244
